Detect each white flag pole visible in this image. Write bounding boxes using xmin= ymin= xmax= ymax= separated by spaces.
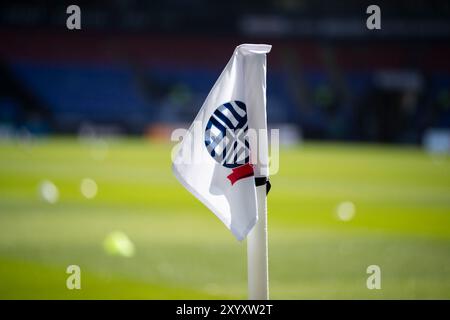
xmin=247 ymin=183 xmax=269 ymax=300
xmin=243 ymin=44 xmax=271 ymax=300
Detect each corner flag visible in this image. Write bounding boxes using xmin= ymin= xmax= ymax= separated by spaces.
xmin=172 ymin=44 xmax=271 ymax=241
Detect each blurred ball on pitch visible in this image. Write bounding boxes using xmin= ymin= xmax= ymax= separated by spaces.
xmin=335 ymin=201 xmax=356 ymax=221
xmin=80 ymin=178 xmax=98 ymax=199
xmin=103 ymin=231 xmax=135 ymax=257
xmin=38 ymin=180 xmax=59 ymax=204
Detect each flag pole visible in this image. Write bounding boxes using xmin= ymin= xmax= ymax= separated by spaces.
xmin=247 ymin=182 xmax=269 ymax=300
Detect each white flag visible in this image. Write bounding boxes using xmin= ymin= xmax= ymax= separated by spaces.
xmin=172 ymin=44 xmax=271 ymax=240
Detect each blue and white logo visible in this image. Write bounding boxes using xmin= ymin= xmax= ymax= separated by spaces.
xmin=205 ymin=101 xmax=250 ymax=168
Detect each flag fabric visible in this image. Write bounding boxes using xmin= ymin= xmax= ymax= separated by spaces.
xmin=172 ymin=44 xmax=271 ymax=240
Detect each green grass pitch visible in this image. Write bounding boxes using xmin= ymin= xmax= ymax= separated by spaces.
xmin=0 ymin=137 xmax=449 ymax=299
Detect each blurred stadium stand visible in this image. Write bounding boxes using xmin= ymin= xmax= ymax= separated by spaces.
xmin=0 ymin=0 xmax=449 ymax=143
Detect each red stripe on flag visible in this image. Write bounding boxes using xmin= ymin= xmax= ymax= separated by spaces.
xmin=227 ymin=163 xmax=254 ymax=185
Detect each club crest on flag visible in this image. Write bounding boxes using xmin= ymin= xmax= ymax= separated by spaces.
xmin=204 ymin=100 xmax=254 ymax=185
